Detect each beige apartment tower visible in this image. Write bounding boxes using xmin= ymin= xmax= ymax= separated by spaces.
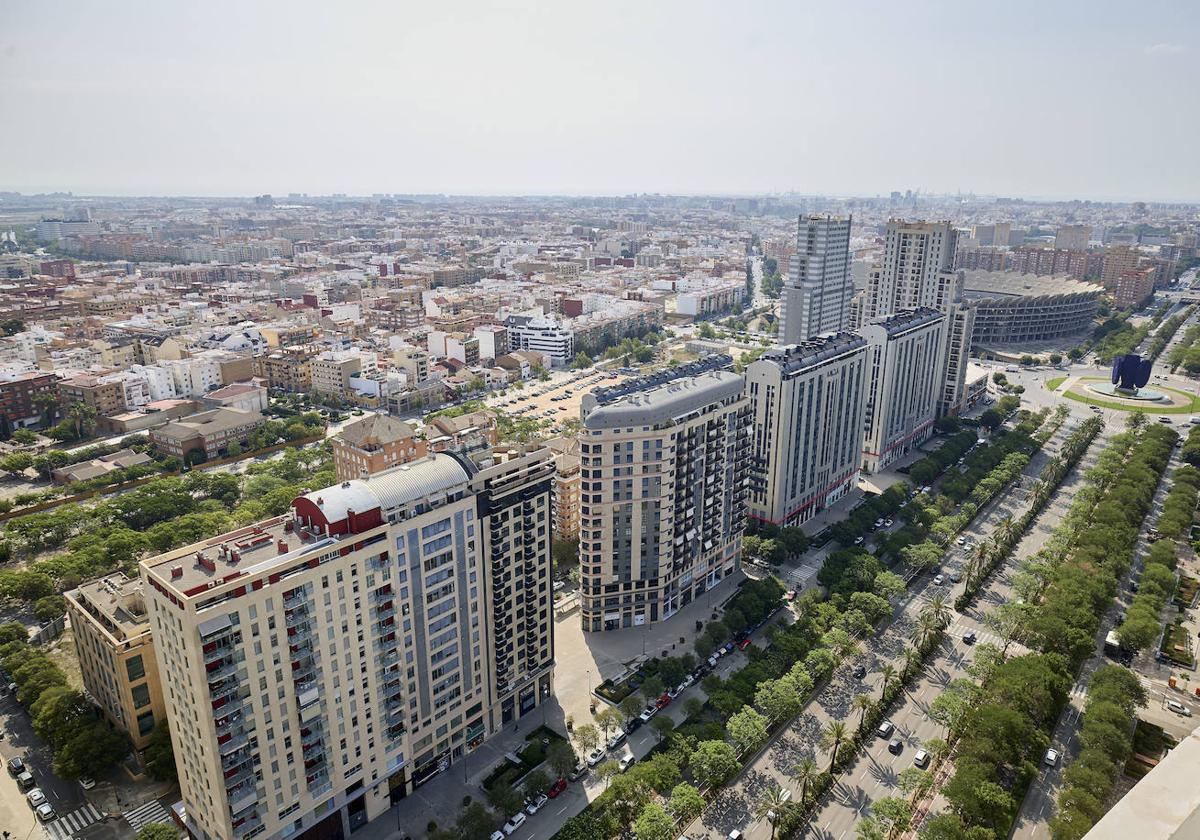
xmin=578 ymin=359 xmax=751 ymax=631
xmin=64 ymin=573 xmax=167 ymax=751
xmin=140 ymin=449 xmax=554 ymax=840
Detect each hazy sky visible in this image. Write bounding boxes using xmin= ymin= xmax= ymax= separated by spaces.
xmin=2 ymin=1 xmax=1197 ymax=201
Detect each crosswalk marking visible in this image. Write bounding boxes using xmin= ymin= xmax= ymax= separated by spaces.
xmin=946 ymin=620 xmax=1003 ymax=650
xmin=123 ymin=799 xmax=173 ymax=832
xmin=1070 ymin=681 xmax=1088 ymax=699
xmin=45 ymin=803 xmax=102 ymax=840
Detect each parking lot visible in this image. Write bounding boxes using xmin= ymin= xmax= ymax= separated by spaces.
xmin=485 ymin=368 xmax=624 ymax=432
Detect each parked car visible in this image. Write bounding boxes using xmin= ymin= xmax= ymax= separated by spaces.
xmin=17 ymin=770 xmax=35 ymax=791
xmin=852 ymin=665 xmax=867 ymax=679
xmin=933 ymin=574 xmax=945 ymax=585
xmin=78 ymin=776 xmax=96 ymax=790
xmin=525 ymin=793 xmax=548 ymax=815
xmin=655 ymin=692 xmax=671 ymax=709
xmin=569 ymin=762 xmax=587 ymax=781
xmin=26 ymin=788 xmax=47 ymax=808
xmin=639 ymin=706 xmax=658 ymax=723
xmin=619 ymin=754 xmax=636 ymax=772
xmin=547 ymin=777 xmax=568 ymax=797
xmin=888 ymin=738 xmax=903 ymax=755
xmin=949 ymin=570 xmax=962 ymax=583
xmin=35 ymin=803 xmax=57 ymax=823
xmin=625 ymin=715 xmax=643 ymax=734
xmin=502 ymin=813 xmax=528 ymax=836
xmin=728 ymin=831 xmax=744 ymax=840
xmin=491 ymin=831 xmax=505 ymax=840
xmin=6 ymin=756 xmax=24 ymax=776
xmin=737 ymin=638 xmax=752 ymax=651
xmin=876 ymin=720 xmax=895 ymax=739
xmin=607 ymin=731 xmax=627 ymax=750
xmin=586 ymin=748 xmax=607 ymax=767
xmin=913 ymin=749 xmax=930 ymax=768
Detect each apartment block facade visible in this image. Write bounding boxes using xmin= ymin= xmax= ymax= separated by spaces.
xmin=859 ymin=308 xmax=945 ymax=474
xmin=64 ymin=573 xmax=167 ymax=751
xmin=860 ymin=220 xmax=957 ymax=324
xmin=140 ymin=449 xmax=554 ymax=840
xmin=744 ymin=334 xmax=868 ymax=527
xmin=579 ymin=361 xmax=751 ymax=631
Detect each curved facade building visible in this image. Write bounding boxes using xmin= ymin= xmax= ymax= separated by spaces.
xmin=961 ymin=270 xmax=1103 ymax=346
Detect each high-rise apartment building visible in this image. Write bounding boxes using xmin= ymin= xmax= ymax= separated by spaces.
xmin=1101 ymin=246 xmax=1141 ymax=289
xmin=744 ymin=334 xmax=868 ymax=527
xmin=860 ymin=220 xmax=957 ymax=324
xmin=578 ymin=359 xmax=750 ymax=631
xmin=779 ymin=215 xmax=853 ymax=344
xmin=1054 ymin=225 xmax=1092 ymax=251
xmin=859 ymin=309 xmax=945 ymax=474
xmin=64 ymin=573 xmax=166 ymax=751
xmin=140 ymin=449 xmax=555 ymax=840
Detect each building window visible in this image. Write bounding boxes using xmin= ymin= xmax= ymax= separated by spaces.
xmin=137 ymin=710 xmax=155 ymax=736
xmin=126 ymin=655 xmax=145 ymax=682
xmin=131 ymin=682 xmax=151 ymax=709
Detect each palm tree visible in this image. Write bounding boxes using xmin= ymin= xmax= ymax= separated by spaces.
xmin=910 ymin=612 xmax=938 ymax=650
xmin=877 ymin=664 xmax=898 ymax=699
xmin=755 ymin=785 xmax=792 ymax=840
xmin=68 ymin=402 xmax=96 ymax=439
xmin=966 ymin=541 xmax=991 ymax=589
xmin=921 ymin=595 xmax=952 ymax=631
xmin=851 ymin=693 xmax=874 ymax=729
xmin=821 ymin=721 xmax=848 ymax=774
xmin=790 ymin=758 xmax=818 ymax=807
xmin=903 ymin=647 xmax=923 ymax=680
xmin=33 ymin=392 xmax=58 ymax=428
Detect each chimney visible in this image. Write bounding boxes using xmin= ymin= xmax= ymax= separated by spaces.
xmin=171 ymin=566 xmax=183 ymax=580
xmin=277 ymin=540 xmax=289 ymax=554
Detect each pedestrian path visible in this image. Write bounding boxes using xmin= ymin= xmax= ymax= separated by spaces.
xmin=123 ymin=799 xmax=174 ymax=832
xmin=45 ymin=803 xmax=102 ymax=840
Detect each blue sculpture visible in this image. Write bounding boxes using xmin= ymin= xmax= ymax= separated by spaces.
xmin=1111 ymin=353 xmax=1153 ymax=393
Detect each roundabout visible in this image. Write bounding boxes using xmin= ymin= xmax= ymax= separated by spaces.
xmin=1084 ymin=382 xmax=1170 ymax=402
xmin=1060 ymin=376 xmax=1200 ymax=414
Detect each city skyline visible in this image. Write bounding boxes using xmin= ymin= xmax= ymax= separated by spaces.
xmin=3 ymin=1 xmax=1198 ymax=201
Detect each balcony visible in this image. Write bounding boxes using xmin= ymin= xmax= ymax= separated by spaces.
xmin=219 ymin=730 xmax=252 ymax=756
xmin=203 ymin=637 xmax=240 ymax=664
xmin=232 ymin=814 xmax=264 ymax=838
xmin=221 ymin=746 xmax=254 ymax=775
xmin=228 ymin=786 xmax=258 ymax=817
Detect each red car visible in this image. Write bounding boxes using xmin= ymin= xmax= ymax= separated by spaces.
xmin=737 ymin=638 xmax=752 ymax=651
xmin=547 ymin=777 xmax=567 ymax=798
xmin=655 ymin=692 xmax=671 ymax=709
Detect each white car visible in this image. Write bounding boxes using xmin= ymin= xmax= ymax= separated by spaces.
xmin=1044 ymin=748 xmax=1060 ymax=767
xmin=502 ymin=813 xmax=528 ymax=836
xmin=26 ymin=787 xmax=46 ymax=807
xmin=639 ymin=707 xmax=657 ymax=723
xmin=933 ymin=574 xmax=945 ymax=585
xmin=78 ymin=777 xmax=96 ymax=790
xmin=618 ymin=754 xmax=636 ymax=772
xmin=36 ymin=802 xmax=57 ymax=822
xmin=586 ymin=747 xmax=607 ymax=767
xmin=525 ymin=793 xmax=548 ymax=815
xmin=1167 ymin=699 xmax=1193 ymax=717
xmin=913 ymin=749 xmax=930 ymax=768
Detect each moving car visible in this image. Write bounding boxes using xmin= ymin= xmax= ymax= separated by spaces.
xmin=1167 ymin=699 xmax=1193 ymax=717
xmin=619 ymin=754 xmax=636 ymax=772
xmin=1044 ymin=748 xmax=1060 ymax=767
xmin=913 ymin=749 xmax=930 ymax=768
xmin=963 ymin=631 xmax=977 ymax=645
xmin=78 ymin=776 xmax=96 ymax=790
